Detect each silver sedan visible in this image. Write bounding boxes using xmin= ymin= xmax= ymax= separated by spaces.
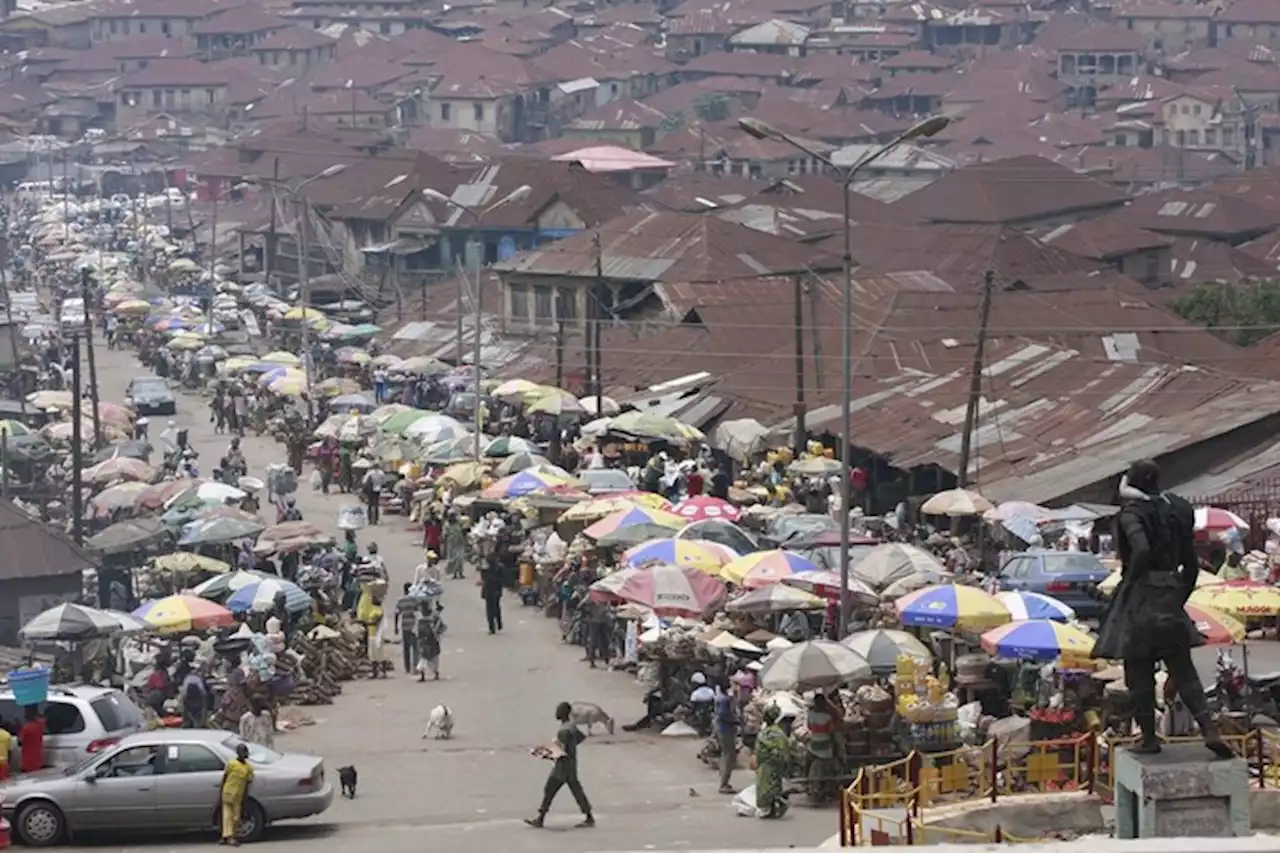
xmin=0 ymin=729 xmax=334 ymax=846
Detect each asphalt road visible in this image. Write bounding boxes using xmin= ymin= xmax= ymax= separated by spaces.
xmin=55 ymin=341 xmax=836 ymax=852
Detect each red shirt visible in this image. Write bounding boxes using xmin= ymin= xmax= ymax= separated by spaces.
xmin=19 ymin=718 xmax=44 ymax=773
xmin=686 ymin=472 xmax=704 ymax=496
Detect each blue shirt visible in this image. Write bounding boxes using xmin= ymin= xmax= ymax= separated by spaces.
xmin=714 ymin=692 xmax=736 ymax=734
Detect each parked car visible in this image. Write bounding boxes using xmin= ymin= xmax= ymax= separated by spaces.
xmin=578 ymin=468 xmax=635 ymax=495
xmin=125 ymin=376 xmax=176 ymax=415
xmin=0 ymin=685 xmax=144 ymax=768
xmin=996 ymin=550 xmax=1113 ymax=619
xmin=0 ymin=729 xmax=334 ymax=846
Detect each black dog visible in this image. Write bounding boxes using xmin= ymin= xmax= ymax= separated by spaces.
xmin=337 ymin=765 xmax=358 ymax=798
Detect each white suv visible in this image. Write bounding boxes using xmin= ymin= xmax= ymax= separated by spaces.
xmin=0 ymin=685 xmax=145 ymax=766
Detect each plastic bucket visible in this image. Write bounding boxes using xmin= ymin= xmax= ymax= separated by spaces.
xmin=6 ymin=667 xmax=50 ymax=707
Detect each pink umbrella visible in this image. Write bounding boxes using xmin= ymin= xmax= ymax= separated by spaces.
xmin=614 ymin=563 xmax=726 ymax=617
xmin=781 ymin=571 xmax=879 ymax=603
xmin=674 ymin=496 xmax=741 ymax=523
xmin=1195 ymin=507 xmax=1248 ymax=531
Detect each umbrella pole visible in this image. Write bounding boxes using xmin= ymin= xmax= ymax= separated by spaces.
xmin=1 ymin=428 xmax=8 ymax=500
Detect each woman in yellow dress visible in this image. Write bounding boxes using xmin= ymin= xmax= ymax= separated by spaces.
xmin=220 ymin=743 xmax=254 ymax=845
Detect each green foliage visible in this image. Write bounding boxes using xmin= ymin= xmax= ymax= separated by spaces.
xmin=693 ymin=93 xmax=731 ymax=123
xmin=1169 ymin=280 xmax=1280 ymax=347
xmin=659 ymin=110 xmax=687 ymax=132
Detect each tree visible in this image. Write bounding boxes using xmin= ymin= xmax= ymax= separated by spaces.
xmin=659 ymin=110 xmax=687 ymax=132
xmin=693 ymin=93 xmax=731 ymax=123
xmin=1169 ymin=280 xmax=1280 ymax=347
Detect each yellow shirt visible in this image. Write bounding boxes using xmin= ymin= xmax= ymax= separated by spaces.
xmin=0 ymin=728 xmax=11 ymax=766
xmin=221 ymin=758 xmax=254 ymax=801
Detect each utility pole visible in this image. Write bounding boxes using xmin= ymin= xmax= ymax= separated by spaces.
xmin=80 ymin=268 xmax=102 ymax=448
xmin=592 ymin=232 xmax=603 ymax=414
xmin=70 ymin=335 xmax=84 ymax=544
xmin=471 ymin=232 xmax=482 ymax=459
xmin=554 ymin=319 xmax=565 ymax=389
xmin=455 ymin=248 xmax=464 ymax=361
xmin=0 ymin=236 xmax=18 ymax=501
xmin=793 ymin=274 xmax=806 ymax=457
xmin=297 ymin=196 xmax=312 ymax=392
xmin=265 ymin=157 xmax=279 ymax=286
xmin=957 ymin=271 xmax=995 ymax=488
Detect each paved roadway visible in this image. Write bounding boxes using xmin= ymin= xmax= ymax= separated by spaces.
xmin=60 ymin=341 xmax=835 ymax=851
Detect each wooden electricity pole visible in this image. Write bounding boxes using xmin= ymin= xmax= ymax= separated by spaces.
xmin=957 ymin=270 xmax=995 ymax=488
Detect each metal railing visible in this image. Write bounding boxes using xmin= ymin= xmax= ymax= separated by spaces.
xmin=840 ymin=728 xmax=1276 ymax=846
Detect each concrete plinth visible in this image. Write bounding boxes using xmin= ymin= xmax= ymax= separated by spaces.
xmin=1114 ymin=742 xmax=1251 ymax=838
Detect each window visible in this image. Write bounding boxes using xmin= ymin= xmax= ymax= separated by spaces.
xmin=163 ymin=744 xmax=225 ymax=774
xmin=440 ymin=102 xmax=451 ymax=122
xmin=152 ymin=89 xmax=162 ymax=107
xmin=207 ymin=88 xmax=216 ymax=104
xmin=555 ymin=288 xmax=577 ymax=321
xmin=99 ymin=746 xmax=159 ymax=778
xmin=44 ymin=700 xmax=85 ymax=735
xmin=1193 ymin=104 xmax=1202 ymax=115
xmin=91 ymin=693 xmax=143 ymax=731
xmin=161 ymin=19 xmax=171 ymax=35
xmin=109 ymin=19 xmax=117 ymax=33
xmin=1189 ymin=129 xmax=1200 ymax=145
xmin=164 ymin=89 xmax=175 ymax=108
xmin=509 ymin=283 xmax=529 ymax=319
xmin=1180 ymin=103 xmax=1190 ymax=114
xmin=1205 ymin=127 xmax=1217 ymax=145
xmin=138 ymin=21 xmax=146 ymax=33
xmin=1143 ymin=250 xmax=1160 ymax=283
xmin=999 ymin=557 xmax=1030 ymax=579
xmin=534 ymin=285 xmax=552 ymax=322
xmin=379 ymin=21 xmax=391 ymax=34
xmin=1224 ymin=126 xmax=1236 ymax=144
xmin=473 ymin=102 xmax=484 ymax=122
xmin=122 ymin=19 xmax=130 ymax=33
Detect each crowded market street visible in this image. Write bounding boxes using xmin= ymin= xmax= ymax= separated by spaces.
xmin=63 ymin=342 xmax=833 ymax=852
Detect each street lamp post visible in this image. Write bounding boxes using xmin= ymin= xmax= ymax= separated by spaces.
xmin=422 ymin=185 xmax=532 ymax=459
xmin=738 ymin=115 xmax=950 ymax=638
xmin=248 ymin=164 xmax=347 ymax=394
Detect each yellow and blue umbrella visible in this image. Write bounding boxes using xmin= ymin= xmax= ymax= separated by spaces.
xmin=582 ymin=506 xmax=686 ymax=540
xmin=895 ymin=584 xmax=1011 ymax=631
xmin=622 ymin=538 xmax=731 ymax=575
xmin=480 ymin=469 xmax=581 ymax=500
xmin=132 ymin=594 xmax=235 ymax=634
xmin=980 ymin=619 xmax=1094 ymax=665
xmin=722 ymin=549 xmax=821 ymax=587
xmin=996 ymin=591 xmax=1075 ymax=622
xmin=261 ymin=351 xmax=301 ymax=366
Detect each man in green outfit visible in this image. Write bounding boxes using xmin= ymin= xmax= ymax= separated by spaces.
xmin=525 ymin=701 xmax=595 ymax=829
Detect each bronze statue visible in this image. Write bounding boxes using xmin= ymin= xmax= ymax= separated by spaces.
xmin=1091 ymin=459 xmax=1233 ymax=759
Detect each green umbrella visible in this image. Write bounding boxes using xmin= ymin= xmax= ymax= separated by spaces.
xmin=380 ymin=409 xmax=433 ymax=435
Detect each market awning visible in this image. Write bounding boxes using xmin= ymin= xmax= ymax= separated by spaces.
xmin=361 ymin=236 xmax=437 ymax=255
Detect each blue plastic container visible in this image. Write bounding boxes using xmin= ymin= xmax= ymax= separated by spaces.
xmin=7 ymin=667 xmax=50 ymax=707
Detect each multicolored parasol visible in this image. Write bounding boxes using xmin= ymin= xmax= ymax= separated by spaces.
xmin=673 ymin=496 xmax=741 ymax=523
xmin=996 ymin=591 xmax=1076 ymax=622
xmin=132 ymin=594 xmax=234 ymax=634
xmin=621 ymin=538 xmax=732 ymax=574
xmin=720 ymin=549 xmax=821 ymax=588
xmin=1190 ymin=581 xmax=1280 ymax=617
xmin=612 ymin=563 xmax=726 ymax=617
xmin=1186 ymin=602 xmax=1246 ymax=645
xmin=480 ymin=469 xmax=581 ymax=500
xmin=980 ymin=619 xmax=1095 ymax=665
xmin=895 ymin=584 xmax=1011 ymax=631
xmin=582 ymin=506 xmax=687 ymax=540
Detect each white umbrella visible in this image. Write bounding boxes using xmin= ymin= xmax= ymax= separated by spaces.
xmin=921 ymin=488 xmax=993 ymax=517
xmin=842 ymin=629 xmax=932 ymax=673
xmin=579 ymin=395 xmax=620 ymax=416
xmin=758 ymin=640 xmax=872 ymax=691
xmin=850 ymin=543 xmax=944 ymax=594
xmin=726 ymin=584 xmax=825 ymax=614
xmin=404 ymin=414 xmax=468 ymax=442
xmin=21 ymin=603 xmax=121 ymax=641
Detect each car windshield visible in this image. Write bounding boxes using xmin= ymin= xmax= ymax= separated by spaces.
xmin=221 ymin=735 xmax=283 ymax=764
xmin=1042 ymin=553 xmax=1106 ymax=574
xmin=91 ymin=692 xmax=145 ymax=732
xmin=131 ymin=379 xmax=167 ymax=394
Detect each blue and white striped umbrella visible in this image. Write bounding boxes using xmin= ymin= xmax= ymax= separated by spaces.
xmin=996 ymin=591 xmax=1075 ymax=622
xmin=225 ymin=577 xmax=312 ymax=614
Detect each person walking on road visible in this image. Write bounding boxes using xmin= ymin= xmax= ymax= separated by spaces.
xmin=219 ymin=742 xmax=254 ymax=845
xmin=361 ymin=464 xmax=384 ymax=525
xmin=396 ymin=583 xmax=419 ymax=675
xmin=714 ymin=682 xmax=738 ymax=794
xmin=416 ymin=602 xmax=444 ymax=681
xmin=526 ymin=701 xmax=594 ymax=829
xmin=481 ymin=564 xmax=504 ymax=634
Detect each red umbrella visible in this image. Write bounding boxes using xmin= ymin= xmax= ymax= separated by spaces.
xmin=614 ymin=563 xmax=726 ymax=618
xmin=674 ymin=496 xmax=741 ymax=523
xmin=1195 ymin=507 xmax=1248 ymax=531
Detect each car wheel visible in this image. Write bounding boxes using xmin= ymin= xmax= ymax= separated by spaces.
xmin=16 ymin=800 xmax=65 ymax=847
xmin=236 ymin=799 xmax=267 ymax=843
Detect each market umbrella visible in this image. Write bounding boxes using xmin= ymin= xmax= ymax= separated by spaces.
xmin=920 ymin=488 xmax=994 ymax=517
xmin=27 ymin=390 xmax=74 ymax=410
xmin=371 ymin=355 xmax=405 ymax=370
xmin=133 ymin=594 xmax=234 ymax=634
xmin=138 ymin=479 xmax=206 ymax=512
xmin=315 ymin=377 xmax=362 ymax=398
xmin=226 ymin=577 xmax=313 ymax=614
xmin=759 ymin=640 xmax=872 ymax=691
xmin=438 ymin=461 xmax=490 ymax=490
xmin=613 ymin=563 xmax=726 ymax=617
xmin=984 ymin=501 xmax=1052 ymax=523
xmin=997 ymin=591 xmax=1076 ymax=622
xmin=789 ymin=456 xmax=842 ymax=476
xmin=368 ymin=434 xmax=417 ymax=463
xmin=178 ymin=513 xmax=266 ymax=546
xmin=621 ymin=538 xmax=732 ymax=574
xmin=481 ymin=470 xmax=581 ymax=500
xmin=1190 ymin=581 xmax=1280 ymax=617
xmin=726 ymin=584 xmax=825 ymax=615
xmin=588 ymin=568 xmax=639 ymax=600
xmin=842 ymin=629 xmax=932 ymax=674
xmin=21 ymin=603 xmax=123 ymax=642
xmin=165 ymin=481 xmax=247 ymax=510
xmin=595 ymin=523 xmax=686 ymax=550
xmin=527 ymin=388 xmax=586 ymax=417
xmin=405 ymin=415 xmax=469 ymax=443
xmin=1195 ymin=507 xmax=1249 ymax=531
xmin=559 ymin=495 xmax=661 ymax=526
xmin=980 ymin=620 xmax=1095 ymax=666
xmin=85 ymin=517 xmax=172 ymax=555
xmin=1186 ymin=603 xmax=1246 ymax=645
xmin=673 ymin=496 xmax=741 ymax=523
xmin=608 ymin=410 xmax=704 ymax=442
xmin=493 ymin=379 xmax=541 ymax=400
xmin=267 ymin=373 xmax=307 ymax=396
xmin=257 ymin=520 xmax=333 ymax=554
xmin=89 ymin=481 xmax=150 ymax=515
xmin=379 ymin=409 xmax=433 ymax=435
xmin=397 ymin=355 xmax=450 ymax=376
xmin=335 ymin=347 xmax=370 ymax=367
xmin=421 ymin=435 xmax=481 ymax=463
xmin=83 ymin=456 xmax=156 ymax=485
xmin=780 ymin=571 xmax=879 ymax=602
xmin=153 ymin=553 xmax=231 ymax=574
xmin=579 ymin=395 xmax=620 ymax=416
xmin=260 ymin=350 xmax=301 ymax=366
xmin=92 ymin=440 xmax=151 ymax=464
xmin=850 ymin=544 xmax=945 ymax=596
xmin=328 ymin=392 xmax=376 ymax=413
xmin=1098 ymin=567 xmax=1223 ymax=596
xmin=495 ymin=452 xmax=552 ymax=476
xmin=582 ymin=506 xmax=686 ymax=540
xmin=193 ymin=569 xmax=273 ymax=601
xmin=895 ymin=584 xmax=1011 ymax=631
xmin=483 ymin=436 xmax=538 ymax=457
xmin=721 ymin=549 xmax=821 ymax=587
xmin=369 ymin=403 xmax=415 ymax=426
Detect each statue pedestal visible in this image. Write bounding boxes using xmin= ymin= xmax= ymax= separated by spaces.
xmin=1114 ymin=743 xmax=1250 ymax=838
